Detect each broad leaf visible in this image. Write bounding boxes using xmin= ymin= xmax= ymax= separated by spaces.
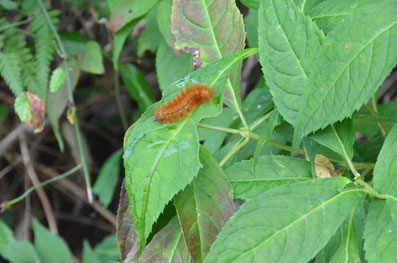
xmin=112 ymin=20 xmax=137 ymax=69
xmin=204 ymin=178 xmax=364 ymax=263
xmin=258 ymin=0 xmax=324 ymax=124
xmin=294 ymin=4 xmax=397 ymax=145
xmin=33 ymin=218 xmax=73 ymax=263
xmin=82 ymin=241 xmax=101 ymax=263
xmin=155 ymin=40 xmax=193 ymax=91
xmin=138 ymin=217 xmax=190 ymax=263
xmin=123 ymin=48 xmax=257 ymax=246
xmin=156 ymin=0 xmax=173 ymax=47
xmin=171 ymin=0 xmax=246 ymax=112
xmin=174 ymin=146 xmax=235 ymax=262
xmin=226 ymin=155 xmax=312 ymax=199
xmin=80 ymin=41 xmax=104 ymax=74
xmin=364 ymin=123 xmax=397 ymax=262
xmin=120 ymin=64 xmax=155 ymax=111
xmin=93 ymin=149 xmax=123 ymax=207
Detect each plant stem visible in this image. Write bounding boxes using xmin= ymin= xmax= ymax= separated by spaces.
xmin=0 ymin=16 xmax=35 ymax=32
xmin=364 ymin=96 xmax=388 ymax=137
xmin=356 ymin=178 xmax=397 ymax=202
xmin=37 ymin=0 xmax=93 ymax=203
xmin=114 ymin=69 xmax=128 ymax=130
xmin=1 ymin=165 xmax=81 ymax=212
xmin=220 ymin=137 xmax=249 ymax=166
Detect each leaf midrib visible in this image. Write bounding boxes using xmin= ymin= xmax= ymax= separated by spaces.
xmin=230 ymin=188 xmax=361 ymax=262
xmin=298 ymin=20 xmax=397 ymax=135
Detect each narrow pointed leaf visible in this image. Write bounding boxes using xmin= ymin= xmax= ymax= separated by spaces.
xmin=258 ymin=0 xmax=324 ymax=124
xmin=138 ymin=217 xmax=189 ymax=263
xmin=123 ymin=48 xmax=257 ymax=246
xmin=364 ymin=123 xmax=397 ymax=262
xmin=294 ymin=5 xmax=397 ymax=143
xmin=174 ymin=146 xmax=235 ymax=262
xmin=226 ymin=155 xmax=312 ymax=199
xmin=171 ymin=0 xmax=246 ymax=111
xmin=204 ymin=178 xmax=365 ymax=263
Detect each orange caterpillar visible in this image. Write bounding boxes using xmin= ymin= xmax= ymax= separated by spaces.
xmin=155 ymin=84 xmax=214 ymax=123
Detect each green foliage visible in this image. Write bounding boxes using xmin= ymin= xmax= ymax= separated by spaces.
xmin=14 ymin=92 xmax=32 ymax=122
xmin=49 ymin=67 xmax=67 ymax=93
xmin=79 ymin=40 xmax=104 ymax=74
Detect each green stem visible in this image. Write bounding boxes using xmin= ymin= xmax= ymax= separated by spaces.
xmin=365 ymin=97 xmax=388 ymax=137
xmin=331 ymin=125 xmax=360 ymax=179
xmin=1 ymin=165 xmax=81 ymax=212
xmin=37 ymin=0 xmax=93 ymax=203
xmin=0 ymin=16 xmax=35 ymax=32
xmin=356 ymin=179 xmax=397 ymax=202
xmin=220 ymin=137 xmax=249 ymax=167
xmin=114 ymin=69 xmax=128 ymax=130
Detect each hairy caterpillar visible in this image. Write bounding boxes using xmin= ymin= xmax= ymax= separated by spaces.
xmin=154 ymin=84 xmax=214 ymax=123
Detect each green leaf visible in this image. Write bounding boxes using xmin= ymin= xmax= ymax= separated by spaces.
xmin=120 ymin=63 xmax=155 ymax=111
xmin=82 ymin=241 xmax=102 ymax=263
xmin=258 ymin=0 xmax=324 ymax=125
xmin=137 ymin=4 xmax=161 ymax=55
xmin=204 ymin=178 xmax=365 ymax=263
xmin=251 ymin=110 xmax=283 ymax=171
xmin=93 ymin=149 xmax=123 ymax=207
xmin=80 ymin=40 xmax=104 ymax=74
xmin=116 ymin=181 xmax=140 ymax=262
xmin=14 ymin=92 xmax=32 ymax=122
xmin=138 ymin=217 xmax=190 ymax=262
xmin=0 ymin=0 xmax=17 ymax=10
xmin=226 ymin=155 xmax=312 ymax=199
xmin=94 ymin=235 xmax=120 ymax=262
xmin=0 ymin=52 xmax=23 ymax=96
xmin=240 ymin=0 xmax=259 ymax=9
xmin=329 ymin=211 xmax=360 ymax=263
xmin=112 ymin=20 xmax=137 ymax=69
xmin=364 ymin=123 xmax=397 ymax=262
xmin=294 ymin=3 xmax=397 ymax=145
xmin=109 ymin=0 xmax=159 ymax=32
xmin=123 ymin=48 xmax=257 ymax=246
xmin=309 ymin=119 xmax=355 ymax=160
xmin=32 ymin=218 xmax=73 ymax=263
xmin=49 ymin=67 xmax=66 ymax=93
xmin=171 ymin=0 xmax=246 ymax=113
xmin=156 ymin=40 xmax=193 ymax=91
xmin=174 ymin=146 xmax=235 ymax=262
xmin=245 ymin=9 xmax=258 ymax=48
xmin=156 ymin=0 xmax=173 ymax=47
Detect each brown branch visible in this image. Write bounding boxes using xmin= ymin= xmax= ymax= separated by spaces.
xmin=35 ymin=164 xmax=117 ymax=226
xmin=19 ymin=132 xmax=59 ymax=235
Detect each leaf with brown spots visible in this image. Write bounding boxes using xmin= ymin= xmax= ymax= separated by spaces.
xmin=26 ymin=91 xmax=45 ymax=133
xmin=171 ymin=0 xmax=246 ymax=112
xmin=174 ymin=146 xmax=236 ymax=262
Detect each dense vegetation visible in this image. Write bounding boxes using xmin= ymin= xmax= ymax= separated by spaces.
xmin=0 ymin=0 xmax=396 ymax=262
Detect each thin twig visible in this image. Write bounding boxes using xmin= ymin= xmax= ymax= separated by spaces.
xmin=36 ymin=165 xmax=117 ymax=226
xmin=19 ymin=132 xmax=59 ymax=234
xmin=0 ymin=123 xmax=31 ymax=157
xmin=114 ymin=69 xmax=128 ymax=130
xmin=37 ymin=0 xmax=93 ymax=203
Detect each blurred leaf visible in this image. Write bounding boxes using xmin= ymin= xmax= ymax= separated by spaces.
xmin=0 ymin=104 xmax=9 ymax=125
xmin=116 ymin=180 xmax=140 ymax=262
xmin=0 ymin=236 xmax=40 ymax=263
xmin=26 ymin=91 xmax=45 ymax=133
xmin=240 ymin=0 xmax=259 ymax=9
xmin=109 ymin=0 xmax=159 ymax=32
xmin=174 ymin=146 xmax=235 ymax=262
xmin=93 ymin=149 xmax=123 ymax=207
xmin=123 ymin=48 xmax=257 ymax=246
xmin=137 ymin=4 xmax=161 ymax=55
xmin=156 ymin=0 xmax=173 ymax=47
xmin=0 ymin=51 xmax=23 ymax=96
xmin=155 ymin=40 xmax=193 ymax=91
xmin=171 ymin=0 xmax=245 ymax=112
xmin=0 ymin=0 xmax=17 ymax=10
xmin=50 ymin=67 xmax=66 ymax=93
xmin=82 ymin=241 xmax=101 ymax=263
xmin=32 ymin=218 xmax=73 ymax=263
xmin=120 ymin=64 xmax=155 ymax=111
xmin=204 ymin=178 xmax=365 ymax=263
xmin=138 ymin=217 xmax=190 ymax=263
xmin=94 ymin=234 xmax=120 ymax=262
xmin=113 ymin=20 xmax=137 ymax=69
xmin=80 ymin=41 xmax=104 ymax=74
xmin=364 ymin=123 xmax=397 ymax=262
xmin=60 ymin=32 xmax=90 ymax=57
xmin=245 ymin=9 xmax=258 ymax=48
xmin=226 ymin=155 xmax=312 ymax=199
xmin=14 ymin=92 xmax=32 ymax=122
xmin=310 ymin=119 xmax=355 ymax=160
